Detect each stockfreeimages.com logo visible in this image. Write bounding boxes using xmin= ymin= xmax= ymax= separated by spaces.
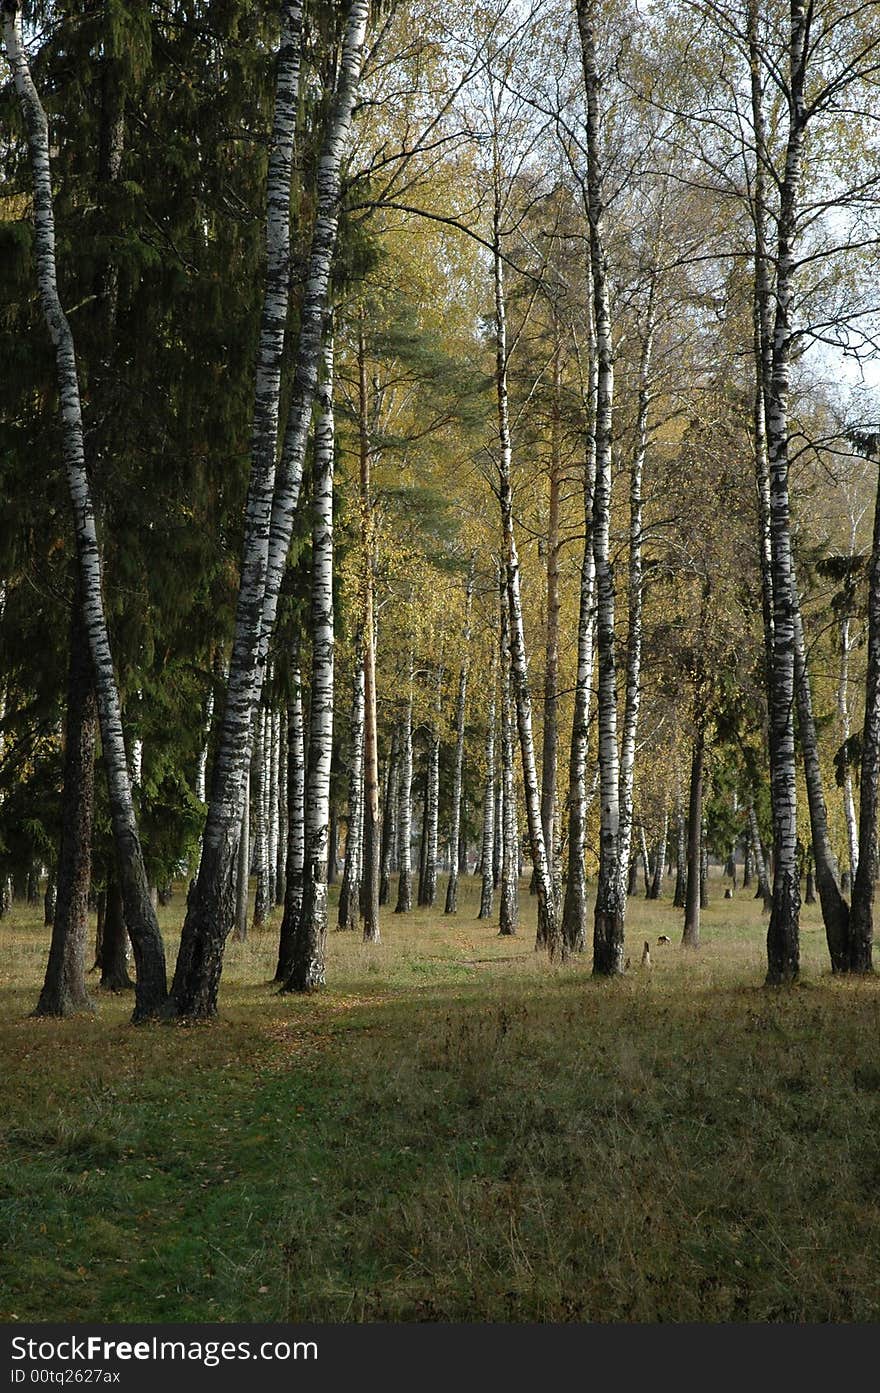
xmin=11 ymin=1336 xmax=317 ymax=1370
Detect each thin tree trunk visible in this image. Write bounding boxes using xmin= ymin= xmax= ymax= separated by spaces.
xmin=562 ymin=325 xmax=598 ymax=955
xmin=252 ymin=708 xmax=270 ymax=927
xmin=479 ymin=683 xmax=497 ymax=921
xmin=34 ymin=598 xmax=96 ymax=1017
xmin=275 ymin=655 xmax=305 ymax=981
xmin=3 ymin=0 xmax=167 ymax=1022
xmin=276 ymin=708 xmax=288 ymax=906
xmin=838 ymin=606 xmax=859 ymax=884
xmin=682 ymin=732 xmax=703 ymax=947
xmin=649 ymin=814 xmax=667 ymax=900
xmin=284 ymin=321 xmax=335 ymax=992
xmin=338 ymin=639 xmax=364 ymax=932
xmin=395 ymin=657 xmax=414 ymax=913
xmin=357 ymin=316 xmax=381 ymax=944
xmin=379 ymin=723 xmax=400 ymax=907
xmin=673 ymin=793 xmax=687 ymax=910
xmin=498 ymin=569 xmax=519 ymax=937
xmin=491 ymin=203 xmax=559 ymax=958
xmin=418 ymin=666 xmax=442 ymax=908
xmin=539 ymin=335 xmax=563 ymax=908
xmin=748 ymin=801 xmax=772 ymax=911
xmin=233 ymin=769 xmax=250 ymax=943
xmin=445 ymin=563 xmax=474 ymax=914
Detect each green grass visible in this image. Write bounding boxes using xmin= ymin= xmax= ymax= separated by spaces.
xmin=2 ymin=877 xmax=880 ymax=1322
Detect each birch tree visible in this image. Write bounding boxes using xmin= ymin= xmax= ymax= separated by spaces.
xmin=2 ymin=0 xmax=167 ymax=1021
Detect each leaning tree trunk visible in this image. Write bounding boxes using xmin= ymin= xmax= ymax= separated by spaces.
xmin=577 ymin=0 xmax=623 ymax=975
xmin=478 ymin=682 xmax=497 ymax=921
xmin=395 ymin=657 xmax=414 ymax=913
xmin=34 ymin=597 xmax=96 ymax=1017
xmin=445 ymin=563 xmax=474 ymax=914
xmin=171 ymin=0 xmax=369 ymax=1018
xmin=338 ymin=639 xmax=365 ymax=932
xmin=3 ymin=2 xmax=166 ymax=1021
xmin=492 ymin=214 xmax=559 ymax=958
xmin=283 ymin=323 xmax=336 ymax=992
xmin=275 ymin=654 xmax=305 ymax=982
xmin=848 ymin=444 xmax=880 ymax=973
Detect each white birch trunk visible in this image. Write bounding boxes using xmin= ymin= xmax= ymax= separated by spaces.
xmin=445 ymin=562 xmax=474 ymax=914
xmin=276 ymin=658 xmax=305 ymax=981
xmin=499 ymin=569 xmax=519 ymax=937
xmin=576 ymin=0 xmax=624 ymax=975
xmin=171 ymin=2 xmax=303 ymax=1015
xmin=492 ymin=225 xmax=560 ymax=957
xmin=395 ymin=656 xmax=414 ymax=914
xmin=418 ymin=667 xmax=443 ymax=908
xmin=2 ymin=3 xmax=167 ymax=1020
xmin=479 ymin=681 xmax=497 ymax=921
xmin=338 ymin=641 xmax=365 ymax=932
xmin=284 ymin=324 xmax=335 ymax=991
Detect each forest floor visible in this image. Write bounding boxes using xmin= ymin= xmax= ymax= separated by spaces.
xmin=2 ymin=875 xmax=880 ymax=1323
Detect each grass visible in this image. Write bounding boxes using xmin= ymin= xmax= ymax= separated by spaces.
xmin=2 ymin=875 xmax=880 ymax=1322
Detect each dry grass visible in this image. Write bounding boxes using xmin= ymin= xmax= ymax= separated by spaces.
xmin=2 ymin=875 xmax=880 ymax=1322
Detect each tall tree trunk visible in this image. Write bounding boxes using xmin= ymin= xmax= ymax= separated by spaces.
xmin=357 ymin=316 xmax=381 ymax=944
xmin=275 ymin=656 xmax=305 ymax=982
xmin=172 ymin=0 xmax=369 ymax=1017
xmin=3 ymin=3 xmax=166 ymax=1020
xmin=491 ymin=202 xmax=559 ymax=958
xmin=577 ymin=0 xmax=624 ymax=975
xmin=338 ymin=639 xmax=365 ymax=932
xmin=445 ymin=563 xmax=474 ymax=914
xmin=418 ymin=666 xmax=442 ymax=908
xmin=379 ymin=723 xmax=400 ymax=907
xmin=252 ymin=708 xmax=270 ymax=927
xmin=848 ymin=445 xmax=880 ymax=973
xmin=682 ymin=731 xmax=704 ymax=947
xmin=233 ymin=769 xmax=250 ymax=943
xmin=267 ymin=707 xmax=280 ymax=907
xmin=276 ymin=708 xmax=288 ymax=906
xmin=673 ymin=792 xmax=687 ymax=910
xmin=499 ymin=580 xmax=520 ymax=938
xmin=34 ymin=598 xmax=96 ymax=1017
xmin=395 ymin=657 xmax=414 ymax=914
xmin=562 ymin=324 xmax=598 ymax=955
xmin=479 ymin=684 xmax=497 ymax=921
xmin=540 ymin=335 xmax=563 ymax=909
xmin=284 ymin=322 xmax=335 ymax=992
xmin=617 ymin=286 xmax=654 ymax=891
xmin=838 ymin=604 xmax=859 ymax=887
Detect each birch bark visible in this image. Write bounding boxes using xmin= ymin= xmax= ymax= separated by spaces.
xmin=576 ymin=0 xmax=624 ymax=975
xmin=284 ymin=324 xmax=335 ymax=991
xmin=445 ymin=563 xmax=474 ymax=914
xmin=395 ymin=656 xmax=414 ymax=913
xmin=3 ymin=1 xmax=167 ymax=1020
